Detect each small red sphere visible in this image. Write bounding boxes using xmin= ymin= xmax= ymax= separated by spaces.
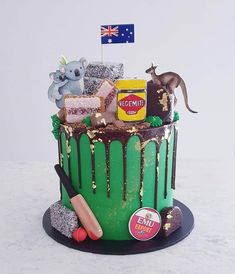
xmin=72 ymin=227 xmax=87 ymax=242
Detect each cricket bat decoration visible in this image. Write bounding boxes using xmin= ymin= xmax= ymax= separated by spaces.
xmin=54 ymin=164 xmax=103 ymax=240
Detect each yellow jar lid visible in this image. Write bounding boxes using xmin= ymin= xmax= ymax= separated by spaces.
xmin=115 ymin=79 xmax=146 ymax=90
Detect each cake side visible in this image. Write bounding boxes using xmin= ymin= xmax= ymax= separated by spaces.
xmin=58 ymin=123 xmax=177 ymax=240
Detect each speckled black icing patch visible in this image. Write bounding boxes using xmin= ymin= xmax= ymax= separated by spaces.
xmin=84 ymin=77 xmax=103 ymax=94
xmin=50 ymin=201 xmax=79 ymax=238
xmin=85 ymin=62 xmax=124 ymax=82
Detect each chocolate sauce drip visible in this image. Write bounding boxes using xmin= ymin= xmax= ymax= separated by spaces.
xmin=64 ymin=124 xmax=175 ymax=145
xmin=90 ymin=141 xmax=96 ymax=194
xmin=164 ymin=140 xmax=169 ymax=199
xmin=58 ymin=137 xmax=63 ymax=200
xmin=123 ymin=145 xmax=127 ymax=201
xmin=60 ymin=123 xmax=176 ymax=203
xmin=67 ymin=138 xmax=72 ymax=180
xmin=105 ymin=143 xmax=110 ymax=197
xmin=171 ymin=127 xmax=178 ymax=189
xmin=140 ymin=147 xmax=145 ymax=208
xmin=75 ymin=135 xmax=82 ymax=189
xmin=154 ymin=148 xmax=159 ymax=209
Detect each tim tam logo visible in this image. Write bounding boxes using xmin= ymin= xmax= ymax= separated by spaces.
xmin=118 ymin=94 xmax=145 ymax=115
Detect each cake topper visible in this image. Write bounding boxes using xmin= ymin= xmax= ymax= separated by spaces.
xmin=48 ymin=70 xmax=68 ymax=103
xmin=48 ymin=56 xmax=88 ymax=109
xmin=145 ymin=64 xmax=197 ymax=113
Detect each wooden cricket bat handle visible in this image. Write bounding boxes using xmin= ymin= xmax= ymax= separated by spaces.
xmin=54 ymin=164 xmax=103 ymax=240
xmin=71 ymin=194 xmax=103 ymax=240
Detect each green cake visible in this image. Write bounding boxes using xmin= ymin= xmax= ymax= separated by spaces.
xmin=48 ymin=59 xmax=196 ymax=243
xmin=58 ymin=122 xmax=177 ymax=240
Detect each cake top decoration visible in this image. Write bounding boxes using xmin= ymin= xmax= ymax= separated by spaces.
xmin=48 ymin=56 xmax=88 ymax=109
xmin=145 ymin=63 xmax=197 ymax=113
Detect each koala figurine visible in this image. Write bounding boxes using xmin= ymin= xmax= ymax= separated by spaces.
xmin=48 ymin=57 xmax=88 ymax=109
xmin=48 ymin=70 xmax=68 ymax=104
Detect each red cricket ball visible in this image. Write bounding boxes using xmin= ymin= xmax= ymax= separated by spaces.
xmin=72 ymin=227 xmax=87 ymax=242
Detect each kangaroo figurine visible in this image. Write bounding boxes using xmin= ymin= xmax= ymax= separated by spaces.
xmin=145 ymin=64 xmax=197 ymax=113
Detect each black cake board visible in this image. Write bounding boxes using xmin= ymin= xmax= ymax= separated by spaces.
xmin=42 ymin=199 xmax=194 ymax=255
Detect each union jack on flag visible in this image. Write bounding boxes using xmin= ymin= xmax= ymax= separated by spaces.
xmin=101 ymin=24 xmax=135 ymax=44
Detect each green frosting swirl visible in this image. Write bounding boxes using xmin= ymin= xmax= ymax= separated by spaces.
xmin=51 ymin=114 xmax=62 ymax=140
xmin=173 ymin=111 xmax=180 ymax=122
xmin=82 ymin=116 xmax=92 ymax=127
xmin=145 ymin=116 xmax=163 ymax=127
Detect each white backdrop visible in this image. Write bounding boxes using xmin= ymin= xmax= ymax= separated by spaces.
xmin=0 ymin=0 xmax=234 ymax=161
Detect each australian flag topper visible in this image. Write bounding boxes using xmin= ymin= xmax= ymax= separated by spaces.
xmin=101 ymin=24 xmax=135 ymax=44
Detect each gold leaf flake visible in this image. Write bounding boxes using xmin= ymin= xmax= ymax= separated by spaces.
xmin=68 ymin=126 xmax=73 ymax=137
xmin=63 ymin=125 xmax=71 ymax=135
xmin=140 ymin=185 xmax=143 ymax=197
xmin=127 ymin=127 xmax=138 ymax=133
xmin=60 ymin=153 xmax=64 ymax=166
xmin=87 ymin=130 xmax=95 ymax=139
xmin=163 ymin=223 xmax=171 ymax=231
xmin=66 ymin=140 xmax=71 ymax=155
xmin=159 ymin=93 xmax=168 ymax=111
xmin=157 ymin=153 xmax=160 ymax=162
xmin=100 ymin=118 xmax=106 ymax=125
xmin=92 ymin=181 xmax=96 ymax=189
xmin=140 ymin=181 xmax=144 ymax=202
xmin=90 ymin=144 xmax=95 ymax=154
xmin=157 ymin=167 xmax=159 ymax=177
xmin=164 ymin=128 xmax=170 ymax=140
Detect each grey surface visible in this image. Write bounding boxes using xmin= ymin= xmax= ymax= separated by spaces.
xmin=0 ymin=159 xmax=235 ymax=274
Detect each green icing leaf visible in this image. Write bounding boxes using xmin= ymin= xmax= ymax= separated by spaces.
xmin=51 ymin=114 xmax=62 ymax=140
xmin=82 ymin=116 xmax=92 ymax=127
xmin=173 ymin=111 xmax=180 ymax=122
xmin=145 ymin=116 xmax=163 ymax=127
xmin=59 ymin=55 xmax=67 ymax=65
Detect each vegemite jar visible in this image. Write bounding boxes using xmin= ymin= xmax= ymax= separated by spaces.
xmin=116 ymin=79 xmax=147 ymax=122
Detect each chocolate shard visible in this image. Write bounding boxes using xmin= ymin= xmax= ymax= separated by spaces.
xmin=90 ymin=112 xmax=116 ymax=128
xmin=57 ymin=107 xmax=66 ymax=122
xmin=137 ymin=122 xmax=151 ymax=129
xmin=112 ymin=119 xmax=125 ymax=128
xmin=147 ymin=81 xmax=174 ymax=124
xmin=160 ymin=206 xmax=183 ymax=237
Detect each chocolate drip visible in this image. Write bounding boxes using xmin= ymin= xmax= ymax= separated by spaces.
xmin=90 ymin=141 xmax=96 ymax=194
xmin=105 ymin=143 xmax=110 ymax=197
xmin=171 ymin=127 xmax=178 ymax=189
xmin=154 ymin=149 xmax=159 ymax=209
xmin=67 ymin=138 xmax=72 ymax=180
xmin=76 ymin=135 xmax=82 ymax=189
xmin=164 ymin=140 xmax=169 ymax=199
xmin=58 ymin=137 xmax=63 ymax=200
xmin=63 ymin=124 xmax=175 ymax=145
xmin=139 ymin=146 xmax=145 ymax=207
xmin=123 ymin=144 xmax=127 ymax=201
xmin=60 ymin=123 xmax=177 ymax=202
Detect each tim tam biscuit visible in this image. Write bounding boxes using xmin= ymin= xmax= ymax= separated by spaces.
xmin=116 ymin=79 xmax=146 ymax=122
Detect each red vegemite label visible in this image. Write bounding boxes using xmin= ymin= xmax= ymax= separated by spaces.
xmin=128 ymin=207 xmax=161 ymax=241
xmin=118 ymin=94 xmax=145 ymax=115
